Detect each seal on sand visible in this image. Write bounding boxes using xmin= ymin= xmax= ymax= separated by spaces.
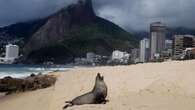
xmin=63 ymin=73 xmax=108 ymax=109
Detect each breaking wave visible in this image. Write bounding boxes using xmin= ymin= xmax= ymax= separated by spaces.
xmin=0 ymin=64 xmax=72 ymax=78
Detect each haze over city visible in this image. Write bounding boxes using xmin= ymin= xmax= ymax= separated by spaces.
xmin=0 ymin=0 xmax=195 ymax=30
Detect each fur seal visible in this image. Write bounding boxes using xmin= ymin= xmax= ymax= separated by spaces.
xmin=63 ymin=73 xmax=108 ymax=109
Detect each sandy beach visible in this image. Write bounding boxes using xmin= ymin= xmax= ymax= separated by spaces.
xmin=0 ymin=60 xmax=195 ymax=110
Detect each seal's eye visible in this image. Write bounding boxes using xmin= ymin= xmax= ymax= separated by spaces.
xmin=101 ymin=76 xmax=104 ymax=80
xmin=97 ymin=73 xmax=101 ymax=77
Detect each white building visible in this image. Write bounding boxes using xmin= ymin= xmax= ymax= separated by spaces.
xmin=0 ymin=44 xmax=19 ymax=64
xmin=5 ymin=44 xmax=19 ymax=59
xmin=140 ymin=38 xmax=150 ymax=63
xmin=112 ymin=50 xmax=130 ymax=63
xmin=112 ymin=50 xmax=125 ymax=60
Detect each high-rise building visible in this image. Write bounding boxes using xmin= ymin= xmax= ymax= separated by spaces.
xmin=140 ymin=38 xmax=150 ymax=63
xmin=5 ymin=44 xmax=19 ymax=59
xmin=0 ymin=44 xmax=19 ymax=64
xmin=173 ymin=35 xmax=195 ymax=56
xmin=150 ymin=22 xmax=166 ymax=60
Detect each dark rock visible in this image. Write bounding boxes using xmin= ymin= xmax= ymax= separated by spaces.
xmin=0 ymin=76 xmax=23 ymax=94
xmin=30 ymin=73 xmax=36 ymax=77
xmin=0 ymin=74 xmax=57 ymax=95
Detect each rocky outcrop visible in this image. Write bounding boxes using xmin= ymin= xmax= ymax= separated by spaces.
xmin=0 ymin=74 xmax=57 ymax=95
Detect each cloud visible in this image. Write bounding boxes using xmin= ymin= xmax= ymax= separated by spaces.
xmin=0 ymin=0 xmax=195 ymax=31
xmin=0 ymin=0 xmax=77 ymax=26
xmin=94 ymin=0 xmax=195 ymax=30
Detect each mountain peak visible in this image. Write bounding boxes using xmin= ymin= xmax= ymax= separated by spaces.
xmin=65 ymin=0 xmax=96 ymax=24
xmin=78 ymin=0 xmax=93 ymax=7
xmin=78 ymin=0 xmax=93 ymax=5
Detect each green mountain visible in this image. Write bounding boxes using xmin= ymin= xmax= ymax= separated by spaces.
xmin=21 ymin=0 xmax=138 ymax=64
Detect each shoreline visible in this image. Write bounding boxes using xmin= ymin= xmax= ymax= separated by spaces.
xmin=0 ymin=60 xmax=189 ymax=78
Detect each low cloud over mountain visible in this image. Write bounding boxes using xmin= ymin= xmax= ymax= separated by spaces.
xmin=1 ymin=0 xmax=195 ymax=30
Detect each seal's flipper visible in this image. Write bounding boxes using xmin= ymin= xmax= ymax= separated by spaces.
xmin=65 ymin=101 xmax=72 ymax=103
xmin=63 ymin=103 xmax=73 ymax=109
xmin=102 ymin=99 xmax=109 ymax=104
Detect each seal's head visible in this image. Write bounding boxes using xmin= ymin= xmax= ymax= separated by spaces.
xmin=96 ymin=73 xmax=104 ymax=81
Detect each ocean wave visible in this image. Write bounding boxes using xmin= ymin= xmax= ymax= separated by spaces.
xmin=0 ymin=67 xmax=71 ymax=78
xmin=0 ymin=70 xmax=58 ymax=78
xmin=0 ymin=72 xmax=34 ymax=78
xmin=27 ymin=67 xmax=68 ymax=71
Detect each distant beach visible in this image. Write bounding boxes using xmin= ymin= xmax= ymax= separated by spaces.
xmin=0 ymin=60 xmax=195 ymax=110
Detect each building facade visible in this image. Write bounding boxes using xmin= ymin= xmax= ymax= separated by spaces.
xmin=165 ymin=40 xmax=173 ymax=50
xmin=112 ymin=50 xmax=130 ymax=64
xmin=140 ymin=38 xmax=150 ymax=63
xmin=5 ymin=44 xmax=19 ymax=59
xmin=150 ymin=22 xmax=166 ymax=60
xmin=0 ymin=44 xmax=19 ymax=64
xmin=131 ymin=48 xmax=140 ymax=63
xmin=161 ymin=39 xmax=173 ymax=58
xmin=173 ymin=35 xmax=195 ymax=57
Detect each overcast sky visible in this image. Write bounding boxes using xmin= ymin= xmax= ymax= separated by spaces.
xmin=0 ymin=0 xmax=195 ymax=31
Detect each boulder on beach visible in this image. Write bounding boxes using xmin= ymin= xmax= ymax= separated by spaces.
xmin=0 ymin=74 xmax=57 ymax=95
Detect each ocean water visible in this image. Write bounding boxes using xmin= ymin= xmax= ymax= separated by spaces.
xmin=0 ymin=64 xmax=72 ymax=78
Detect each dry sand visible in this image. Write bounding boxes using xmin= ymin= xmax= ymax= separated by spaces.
xmin=1 ymin=60 xmax=195 ymax=110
